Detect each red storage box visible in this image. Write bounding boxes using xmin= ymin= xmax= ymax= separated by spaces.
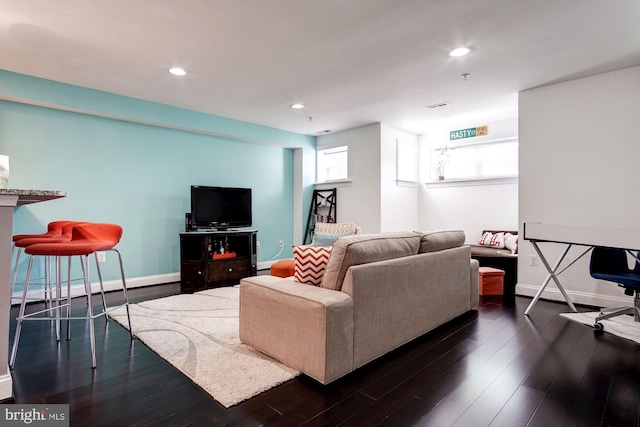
xmin=213 ymin=252 xmax=236 ymax=260
xmin=479 ymin=266 xmax=505 ymax=295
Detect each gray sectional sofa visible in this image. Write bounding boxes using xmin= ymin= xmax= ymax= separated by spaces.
xmin=239 ymin=230 xmax=479 ymax=384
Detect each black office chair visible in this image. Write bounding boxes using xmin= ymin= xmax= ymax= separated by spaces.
xmin=589 ymin=247 xmax=640 ymax=330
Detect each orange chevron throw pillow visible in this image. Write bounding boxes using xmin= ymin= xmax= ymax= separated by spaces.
xmin=293 ymin=245 xmax=332 ymax=286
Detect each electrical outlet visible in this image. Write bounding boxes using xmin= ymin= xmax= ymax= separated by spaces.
xmin=97 ymin=252 xmax=107 ymax=263
xmin=529 ymin=255 xmax=538 ymax=266
xmin=279 ymin=240 xmax=284 ymax=248
xmin=256 ymin=240 xmax=260 ymax=249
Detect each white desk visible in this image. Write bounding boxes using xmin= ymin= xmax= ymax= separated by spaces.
xmin=523 ymin=223 xmax=640 ymax=315
xmin=0 ymin=189 xmax=66 ymax=399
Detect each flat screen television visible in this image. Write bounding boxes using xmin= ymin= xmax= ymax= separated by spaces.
xmin=190 ymin=186 xmax=252 ymax=230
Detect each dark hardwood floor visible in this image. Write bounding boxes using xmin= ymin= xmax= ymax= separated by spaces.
xmin=6 ymin=283 xmax=640 ymax=426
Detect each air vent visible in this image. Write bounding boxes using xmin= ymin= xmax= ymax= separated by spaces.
xmin=426 ymin=102 xmax=450 ymax=110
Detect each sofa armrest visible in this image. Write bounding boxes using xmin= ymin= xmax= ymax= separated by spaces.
xmin=239 ymin=275 xmax=354 ymax=384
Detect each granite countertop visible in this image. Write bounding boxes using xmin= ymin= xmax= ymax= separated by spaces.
xmin=0 ymin=189 xmax=66 ymax=205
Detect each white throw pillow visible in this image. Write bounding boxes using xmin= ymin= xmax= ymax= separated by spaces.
xmin=504 ymin=233 xmax=518 ymax=254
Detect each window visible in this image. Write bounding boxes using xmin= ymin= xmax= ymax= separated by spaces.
xmin=397 ymin=139 xmax=418 ymax=184
xmin=317 ymin=145 xmax=349 ymax=183
xmin=431 ymin=138 xmax=518 ymax=181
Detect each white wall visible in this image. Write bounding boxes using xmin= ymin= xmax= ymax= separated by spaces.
xmin=380 ymin=123 xmax=419 ymax=232
xmin=318 ymin=118 xmax=518 ymax=240
xmin=518 ymin=65 xmax=640 ymax=307
xmin=419 ymin=179 xmax=518 ymax=242
xmin=418 ymin=118 xmax=518 ymax=240
xmin=316 ymin=123 xmax=382 ymax=233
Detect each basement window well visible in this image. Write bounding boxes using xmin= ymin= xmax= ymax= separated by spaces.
xmin=317 ymin=145 xmax=349 ymax=184
xmin=429 ymin=137 xmax=518 ymax=183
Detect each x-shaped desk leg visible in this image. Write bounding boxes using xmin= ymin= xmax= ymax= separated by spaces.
xmin=524 ymin=241 xmax=579 ymax=315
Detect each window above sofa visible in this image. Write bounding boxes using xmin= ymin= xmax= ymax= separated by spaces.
xmin=429 ymin=137 xmax=518 ymax=183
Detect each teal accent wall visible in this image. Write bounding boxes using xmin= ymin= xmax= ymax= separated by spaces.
xmin=0 ymin=71 xmax=315 ymax=284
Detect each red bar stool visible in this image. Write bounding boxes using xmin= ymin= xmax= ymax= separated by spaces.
xmin=12 ymin=220 xmax=73 ymax=241
xmin=10 ymin=223 xmax=133 ymax=369
xmin=10 ymin=220 xmax=76 ymax=300
xmin=12 ymin=220 xmax=74 ymax=247
xmin=12 ymin=221 xmax=96 ymax=341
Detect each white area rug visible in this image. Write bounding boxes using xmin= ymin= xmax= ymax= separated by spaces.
xmin=109 ymin=286 xmax=299 ymax=407
xmin=560 ymin=311 xmax=640 ymax=345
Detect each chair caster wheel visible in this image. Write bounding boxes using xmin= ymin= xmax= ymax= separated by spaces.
xmin=594 ymin=322 xmax=604 ymax=331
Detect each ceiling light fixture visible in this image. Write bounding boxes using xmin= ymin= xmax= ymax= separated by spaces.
xmin=169 ymin=67 xmax=186 ymax=76
xmin=290 ymin=103 xmax=304 ymax=109
xmin=448 ymin=47 xmax=471 ymax=57
xmin=426 ymin=102 xmax=450 ymax=110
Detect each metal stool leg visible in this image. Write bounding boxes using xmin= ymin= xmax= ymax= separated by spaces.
xmin=83 ymin=255 xmax=97 ymax=368
xmin=94 ymin=252 xmax=108 ymax=316
xmin=114 ymin=249 xmax=133 ymax=338
xmin=54 ymin=256 xmax=62 ymax=341
xmin=66 ymin=256 xmax=72 ymax=340
xmin=10 ymin=257 xmax=34 ymax=368
xmin=10 ymin=248 xmax=21 ymax=299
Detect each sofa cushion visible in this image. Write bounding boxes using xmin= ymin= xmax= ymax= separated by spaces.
xmin=416 ymin=230 xmax=465 ymax=253
xmin=321 ymin=232 xmax=421 ymax=291
xmin=293 ymin=245 xmax=332 ymax=286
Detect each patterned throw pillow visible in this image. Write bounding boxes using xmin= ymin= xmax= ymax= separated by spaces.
xmin=293 ymin=245 xmax=332 ymax=286
xmin=314 ymin=222 xmax=358 ymax=235
xmin=477 ymin=232 xmax=492 ymax=246
xmin=312 ymin=222 xmax=359 ymax=246
xmin=477 ymin=232 xmax=506 ymax=249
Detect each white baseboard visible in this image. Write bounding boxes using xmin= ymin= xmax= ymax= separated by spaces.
xmin=516 ymin=283 xmax=632 ymax=308
xmin=257 ymin=260 xmax=281 ymax=270
xmin=10 ymin=272 xmax=180 ymax=306
xmin=0 ymin=371 xmax=12 ymax=400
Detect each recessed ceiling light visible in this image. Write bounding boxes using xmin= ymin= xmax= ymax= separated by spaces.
xmin=169 ymin=67 xmax=186 ymax=76
xmin=426 ymin=102 xmax=450 ymax=110
xmin=448 ymin=47 xmax=471 ymax=57
xmin=290 ymin=103 xmax=304 ymax=109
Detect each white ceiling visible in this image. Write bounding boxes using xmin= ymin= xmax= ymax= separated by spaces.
xmin=1 ymin=0 xmax=639 ymax=136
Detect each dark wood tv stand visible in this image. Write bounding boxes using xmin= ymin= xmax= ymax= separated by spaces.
xmin=179 ymin=230 xmax=257 ymax=293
